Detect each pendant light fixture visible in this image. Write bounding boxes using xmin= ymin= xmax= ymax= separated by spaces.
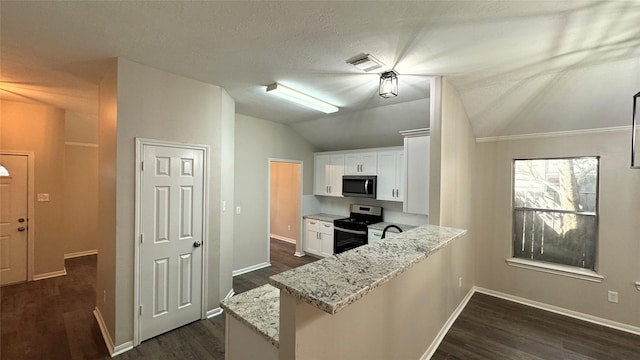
xmin=379 ymin=70 xmax=398 ymax=98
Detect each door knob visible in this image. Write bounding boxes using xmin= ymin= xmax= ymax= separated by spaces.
xmin=193 ymin=241 xmax=202 ymax=248
xmin=18 ymin=227 xmax=26 ymax=232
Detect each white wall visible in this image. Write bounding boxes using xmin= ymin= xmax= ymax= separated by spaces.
xmin=474 ymin=130 xmax=640 ymax=329
xmin=234 ymin=114 xmax=315 ymax=272
xmin=290 ymin=98 xmax=430 ymax=151
xmin=97 ymin=58 xmax=234 ymax=346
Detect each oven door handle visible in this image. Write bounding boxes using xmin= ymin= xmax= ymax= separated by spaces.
xmin=334 ymin=226 xmax=367 ymax=235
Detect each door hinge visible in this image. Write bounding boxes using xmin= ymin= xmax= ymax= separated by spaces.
xmin=139 ymin=305 xmax=143 ymax=316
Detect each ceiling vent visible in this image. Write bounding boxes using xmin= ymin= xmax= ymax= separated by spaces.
xmin=346 ymin=53 xmax=385 ymax=73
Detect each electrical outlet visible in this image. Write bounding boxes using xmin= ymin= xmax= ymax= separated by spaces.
xmin=607 ymin=291 xmax=619 ymax=303
xmin=458 ymin=277 xmax=463 ymax=288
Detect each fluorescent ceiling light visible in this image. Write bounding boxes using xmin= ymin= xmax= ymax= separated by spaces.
xmin=266 ymin=83 xmax=338 ymax=114
xmin=346 ymin=54 xmax=385 ymax=73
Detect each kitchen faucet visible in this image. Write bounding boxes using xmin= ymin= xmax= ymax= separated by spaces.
xmin=381 ymin=224 xmax=403 ymax=239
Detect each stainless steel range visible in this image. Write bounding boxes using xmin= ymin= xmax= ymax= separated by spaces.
xmin=333 ymin=204 xmax=383 ymax=254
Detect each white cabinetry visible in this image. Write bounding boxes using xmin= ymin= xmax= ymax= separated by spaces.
xmin=314 ymin=154 xmax=344 ymax=197
xmin=304 ymin=219 xmax=334 ymax=257
xmin=402 ymin=130 xmax=430 ymax=215
xmin=376 ymin=149 xmax=404 ymax=202
xmin=368 ymin=229 xmax=383 ymax=246
xmin=344 ymin=152 xmax=377 ymax=175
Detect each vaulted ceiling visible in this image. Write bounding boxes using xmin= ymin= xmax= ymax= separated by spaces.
xmin=1 ymin=1 xmax=639 ymax=150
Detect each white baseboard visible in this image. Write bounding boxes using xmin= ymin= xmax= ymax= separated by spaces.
xmin=33 ymin=268 xmax=67 ymax=281
xmin=94 ymin=307 xmax=134 ymax=357
xmin=270 ymin=234 xmax=296 ymax=244
xmin=232 ymin=262 xmax=270 ymax=277
xmin=207 ymin=288 xmax=235 ymax=318
xmin=225 ymin=288 xmax=235 ymax=300
xmin=420 ymin=287 xmax=475 ymax=360
xmin=94 ymin=307 xmax=115 ymax=356
xmin=64 ymin=249 xmax=98 ymax=259
xmin=294 ymin=251 xmax=305 ymax=257
xmin=207 ymin=307 xmax=223 ymax=318
xmin=474 ymin=287 xmax=640 ymax=337
xmin=112 ymin=341 xmax=134 ymax=357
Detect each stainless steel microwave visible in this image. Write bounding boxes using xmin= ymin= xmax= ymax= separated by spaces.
xmin=342 ymin=176 xmax=377 ymax=198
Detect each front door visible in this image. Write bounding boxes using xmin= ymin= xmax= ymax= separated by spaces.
xmin=0 ymin=154 xmax=29 ymax=285
xmin=139 ymin=144 xmax=205 ymax=341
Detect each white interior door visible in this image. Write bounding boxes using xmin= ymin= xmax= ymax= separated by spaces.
xmin=140 ymin=144 xmax=204 ymax=341
xmin=0 ymin=154 xmax=28 ymax=286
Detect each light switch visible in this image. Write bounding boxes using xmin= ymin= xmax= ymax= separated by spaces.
xmin=222 ymin=200 xmax=227 ymax=212
xmin=235 ymin=206 xmax=241 ymax=215
xmin=37 ymin=193 xmax=50 ymax=202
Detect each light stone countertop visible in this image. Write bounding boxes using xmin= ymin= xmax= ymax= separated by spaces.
xmin=303 ymin=213 xmax=345 ymax=223
xmin=368 ymin=221 xmax=417 ymax=232
xmin=220 ymin=284 xmax=280 ymax=348
xmin=269 ymin=224 xmax=466 ymax=315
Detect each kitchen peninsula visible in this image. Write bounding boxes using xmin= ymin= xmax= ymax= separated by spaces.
xmin=221 ymin=224 xmax=468 ymax=360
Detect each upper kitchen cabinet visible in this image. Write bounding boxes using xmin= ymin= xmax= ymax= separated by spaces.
xmin=314 ymin=154 xmax=344 ymax=197
xmin=401 ymin=129 xmax=430 ymax=215
xmin=376 ymin=148 xmax=404 ymax=202
xmin=344 ymin=151 xmax=377 ymax=175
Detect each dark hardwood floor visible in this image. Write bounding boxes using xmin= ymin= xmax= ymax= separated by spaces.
xmin=3 ymin=243 xmax=640 ymax=360
xmin=0 ymin=255 xmax=107 ymax=360
xmin=432 ymin=292 xmax=640 ymax=360
xmin=0 ymin=239 xmax=317 ymax=360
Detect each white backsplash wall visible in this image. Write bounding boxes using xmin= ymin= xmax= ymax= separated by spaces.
xmin=315 ymin=196 xmax=428 ymax=226
xmin=302 ymin=195 xmax=322 ymax=216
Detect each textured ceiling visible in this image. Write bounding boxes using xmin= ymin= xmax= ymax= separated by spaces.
xmin=1 ymin=1 xmax=639 ymax=148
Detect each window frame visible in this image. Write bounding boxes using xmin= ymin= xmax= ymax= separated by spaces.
xmin=508 ymin=156 xmax=602 ymax=282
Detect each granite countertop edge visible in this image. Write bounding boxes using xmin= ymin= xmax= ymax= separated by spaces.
xmin=220 ymin=284 xmax=280 ymax=349
xmin=269 ymin=225 xmax=467 ymax=315
xmin=303 ymin=213 xmax=345 ymax=222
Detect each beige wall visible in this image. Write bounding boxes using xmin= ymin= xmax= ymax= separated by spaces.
xmin=474 ymin=130 xmax=640 ymax=328
xmin=64 ymin=111 xmax=99 ymax=256
xmin=96 ymin=65 xmax=118 ymax=343
xmin=234 ymin=114 xmax=315 ymax=272
xmin=96 ymin=58 xmax=234 ymax=346
xmin=270 ymin=161 xmax=301 ymax=241
xmin=432 ymin=77 xmax=477 ymax=292
xmin=0 ymin=100 xmax=66 ymax=276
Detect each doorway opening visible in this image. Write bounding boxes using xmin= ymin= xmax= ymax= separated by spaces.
xmin=268 ymin=160 xmax=303 ymax=263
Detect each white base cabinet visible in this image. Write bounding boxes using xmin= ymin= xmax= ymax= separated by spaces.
xmin=368 ymin=229 xmax=383 ymax=246
xmin=304 ymin=219 xmax=334 ymax=257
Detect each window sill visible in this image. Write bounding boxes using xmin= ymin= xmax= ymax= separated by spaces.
xmin=506 ymin=258 xmax=604 ymax=283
